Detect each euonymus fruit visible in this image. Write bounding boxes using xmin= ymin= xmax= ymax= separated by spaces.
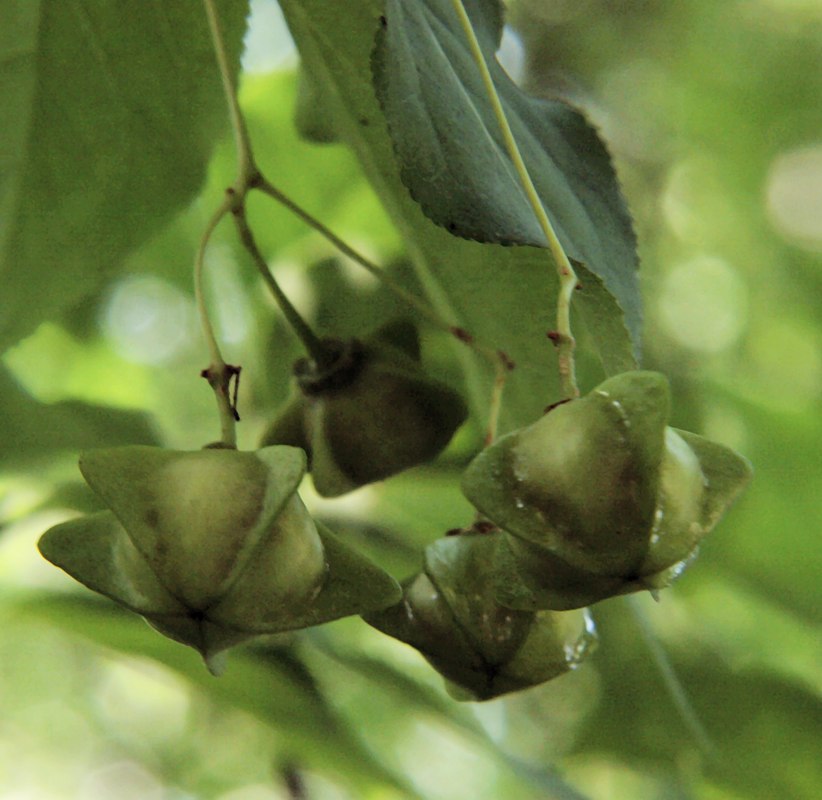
xmin=262 ymin=320 xmax=467 ymax=497
xmin=38 ymin=445 xmax=401 ymax=671
xmin=365 ymin=531 xmax=596 ymax=701
xmin=461 ymin=371 xmax=752 ymax=610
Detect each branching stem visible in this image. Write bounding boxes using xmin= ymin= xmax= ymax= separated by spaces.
xmin=450 ymin=0 xmax=579 ymax=400
xmin=232 ymin=198 xmax=330 ymax=367
xmin=256 ymin=178 xmax=513 ymax=442
xmin=200 ymin=0 xmax=333 ymax=442
xmin=203 ymin=0 xmax=517 ymax=442
xmin=256 ymin=178 xmax=443 ymax=331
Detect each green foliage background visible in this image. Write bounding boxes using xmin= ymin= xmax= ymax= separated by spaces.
xmin=1 ymin=0 xmax=820 ymax=798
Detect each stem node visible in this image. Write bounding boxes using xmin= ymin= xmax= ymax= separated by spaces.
xmin=200 ymin=362 xmax=242 ymax=444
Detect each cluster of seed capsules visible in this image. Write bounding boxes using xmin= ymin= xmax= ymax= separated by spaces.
xmin=39 ymin=321 xmax=751 ymax=698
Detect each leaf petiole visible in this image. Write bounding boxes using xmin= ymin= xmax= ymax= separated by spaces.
xmin=449 ymin=0 xmax=579 ymax=400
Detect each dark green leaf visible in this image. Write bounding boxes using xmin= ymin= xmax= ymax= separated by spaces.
xmin=17 ymin=593 xmax=416 ymax=796
xmin=0 ymin=365 xmax=158 ymax=469
xmin=374 ymin=0 xmax=641 ymax=348
xmin=277 ymin=0 xmax=637 ymax=432
xmin=0 ymin=0 xmax=249 ymax=351
xmin=578 ymin=598 xmax=822 ymax=800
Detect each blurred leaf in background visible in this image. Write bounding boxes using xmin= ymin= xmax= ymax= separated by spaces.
xmin=0 ymin=0 xmax=820 ymax=798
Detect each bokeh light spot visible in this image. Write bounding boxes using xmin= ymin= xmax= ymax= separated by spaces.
xmin=241 ymin=0 xmax=296 ymax=73
xmin=79 ymin=761 xmax=163 ymax=800
xmin=766 ymin=144 xmax=822 ymax=249
xmin=746 ymin=319 xmax=822 ymax=411
xmin=102 ymin=276 xmax=195 ymax=365
xmin=657 ymin=255 xmax=748 ymax=352
xmin=94 ymin=658 xmax=190 ymax=746
xmin=498 ymin=26 xmax=525 ymax=85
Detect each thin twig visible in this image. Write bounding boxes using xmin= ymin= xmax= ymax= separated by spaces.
xmin=202 ymin=0 xmax=328 ymax=376
xmin=232 ymin=202 xmax=330 ymax=366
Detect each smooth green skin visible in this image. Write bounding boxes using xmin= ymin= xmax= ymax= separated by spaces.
xmin=462 ymin=372 xmax=753 ymax=610
xmin=365 ymin=533 xmax=595 ymax=701
xmin=309 ymin=344 xmax=468 ymax=496
xmin=642 ymin=429 xmax=707 ymax=572
xmin=38 ymin=445 xmax=402 ymax=668
xmin=263 ymin=322 xmax=467 ymax=497
xmin=464 ymin=372 xmax=670 ymax=575
xmin=78 ymin=446 xmax=316 ymax=610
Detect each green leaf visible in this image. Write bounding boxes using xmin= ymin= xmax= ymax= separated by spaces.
xmin=277 ymin=0 xmax=637 ymax=431
xmin=699 ymin=395 xmax=821 ymax=624
xmin=572 ymin=262 xmax=639 ymax=377
xmin=578 ymin=598 xmax=822 ymax=800
xmin=302 ymin=627 xmax=595 ymax=800
xmin=373 ymin=0 xmax=640 ymax=345
xmin=17 ymin=594 xmax=415 ymax=796
xmin=0 ymin=0 xmax=250 ymax=351
xmin=0 ymin=365 xmax=158 ymax=470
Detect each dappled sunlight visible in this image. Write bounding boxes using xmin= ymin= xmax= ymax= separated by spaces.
xmin=78 ymin=761 xmax=165 ymax=800
xmin=3 ymin=323 xmax=154 ymax=409
xmin=300 ymin=479 xmax=380 ymax=520
xmin=93 ymin=659 xmax=191 ymax=749
xmin=744 ymin=318 xmax=822 ymax=412
xmin=657 ymin=255 xmax=748 ymax=353
xmin=242 ymin=0 xmax=297 ymax=74
xmin=102 ymin=276 xmax=197 ymax=365
xmin=765 ymin=144 xmax=822 ymax=250
xmin=1 ymin=0 xmax=820 ymax=797
xmin=0 ymin=509 xmax=78 ymax=589
xmin=205 ymin=244 xmax=255 ymax=346
xmin=564 ymin=754 xmax=683 ymax=799
xmin=661 ymin=157 xmax=745 ymax=246
xmin=400 ymin=720 xmax=498 ymax=800
xmin=702 ymin=403 xmax=750 ymax=453
xmin=498 ymin=26 xmax=526 ymax=85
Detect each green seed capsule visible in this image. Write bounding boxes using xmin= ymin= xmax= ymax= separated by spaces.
xmin=462 ymin=371 xmax=752 ymax=610
xmin=38 ymin=445 xmax=401 ymax=670
xmin=262 ymin=320 xmax=468 ymax=497
xmin=365 ymin=532 xmax=596 ymax=701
